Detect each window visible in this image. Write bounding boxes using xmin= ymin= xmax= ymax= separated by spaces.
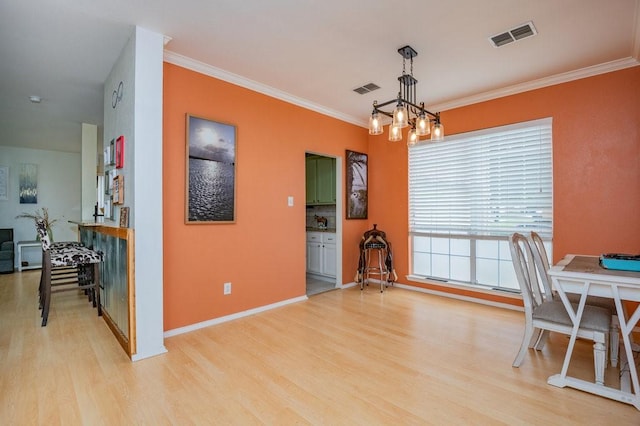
xmin=408 ymin=118 xmax=552 ymax=291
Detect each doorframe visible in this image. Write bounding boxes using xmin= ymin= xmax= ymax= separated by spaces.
xmin=305 ymin=151 xmax=342 ymax=290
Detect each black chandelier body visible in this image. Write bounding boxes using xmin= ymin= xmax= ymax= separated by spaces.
xmin=368 ymin=45 xmax=444 ymax=144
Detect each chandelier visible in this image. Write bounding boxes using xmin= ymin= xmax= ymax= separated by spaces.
xmin=368 ymin=45 xmax=444 ymax=145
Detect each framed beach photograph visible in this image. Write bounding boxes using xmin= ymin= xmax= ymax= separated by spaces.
xmin=346 ymin=150 xmax=368 ymax=219
xmin=186 ymin=114 xmax=237 ymax=223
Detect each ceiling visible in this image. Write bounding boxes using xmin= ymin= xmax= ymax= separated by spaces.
xmin=1 ymin=0 xmax=638 ymax=153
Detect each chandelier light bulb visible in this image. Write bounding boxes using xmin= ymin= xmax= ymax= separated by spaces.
xmin=431 ymin=121 xmax=444 ymax=141
xmin=407 ymin=128 xmax=418 ymax=146
xmin=392 ymin=104 xmax=408 ymax=128
xmin=416 ymin=114 xmax=430 ymax=136
xmin=368 ymin=111 xmax=384 ymax=135
xmin=388 ymin=124 xmax=402 ymax=142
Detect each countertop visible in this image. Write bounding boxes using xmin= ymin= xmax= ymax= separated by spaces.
xmin=69 ymin=220 xmax=120 ymax=229
xmin=306 ymin=227 xmax=336 ymax=233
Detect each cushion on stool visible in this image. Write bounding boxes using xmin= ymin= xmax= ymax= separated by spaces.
xmin=364 ymin=242 xmax=386 ymax=249
xmin=50 ymin=246 xmax=103 ymax=268
xmin=50 ymin=241 xmax=84 ymax=250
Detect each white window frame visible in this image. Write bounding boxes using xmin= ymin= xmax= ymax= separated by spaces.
xmin=408 ymin=118 xmax=553 ymax=291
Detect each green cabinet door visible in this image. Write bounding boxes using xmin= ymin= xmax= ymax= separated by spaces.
xmin=306 ymin=156 xmax=336 ymax=205
xmin=316 ymin=157 xmax=335 ymax=204
xmin=306 ymin=158 xmax=318 ymax=204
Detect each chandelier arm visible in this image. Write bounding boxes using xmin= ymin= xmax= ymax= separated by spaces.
xmin=373 ymin=99 xmax=400 ymax=110
xmin=376 ymin=110 xmax=394 ymax=118
xmin=373 ymin=99 xmax=438 ymax=119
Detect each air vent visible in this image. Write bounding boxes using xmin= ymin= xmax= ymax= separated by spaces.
xmin=489 ymin=21 xmax=537 ymax=48
xmin=353 ymin=82 xmax=380 ymax=94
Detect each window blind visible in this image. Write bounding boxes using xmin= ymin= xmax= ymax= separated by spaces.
xmin=409 ymin=118 xmax=552 ymax=239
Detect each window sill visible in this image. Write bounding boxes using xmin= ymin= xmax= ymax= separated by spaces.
xmin=405 ymin=274 xmax=522 ymax=301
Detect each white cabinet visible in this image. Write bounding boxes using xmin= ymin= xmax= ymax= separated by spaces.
xmin=322 ymin=241 xmax=336 ymax=277
xmin=306 ymin=233 xmax=323 ymax=274
xmin=306 ymin=232 xmax=336 ymax=278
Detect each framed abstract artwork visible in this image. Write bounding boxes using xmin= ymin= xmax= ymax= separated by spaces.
xmin=19 ymin=163 xmax=38 ymax=204
xmin=346 ymin=150 xmax=368 ymax=219
xmin=186 ymin=114 xmax=237 ymax=223
xmin=0 ymin=166 xmax=8 ymax=201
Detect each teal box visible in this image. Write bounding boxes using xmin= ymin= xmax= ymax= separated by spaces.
xmin=600 ymin=254 xmax=640 ymax=272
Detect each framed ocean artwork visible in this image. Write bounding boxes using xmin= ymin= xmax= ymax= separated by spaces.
xmin=185 ymin=114 xmax=237 ymax=223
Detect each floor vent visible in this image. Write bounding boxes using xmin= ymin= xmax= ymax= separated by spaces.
xmin=353 ymin=82 xmax=380 ymax=94
xmin=489 ymin=21 xmax=537 ymax=48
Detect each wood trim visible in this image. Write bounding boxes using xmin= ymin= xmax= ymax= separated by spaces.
xmin=102 ymin=309 xmax=130 ymax=356
xmin=127 ymin=230 xmax=136 ymax=356
xmin=78 ymin=225 xmax=136 ymax=358
xmin=88 ymin=224 xmax=130 ymax=239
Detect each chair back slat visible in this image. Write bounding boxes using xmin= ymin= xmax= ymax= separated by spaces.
xmin=509 ymin=233 xmax=543 ymax=310
xmin=528 ymin=231 xmax=554 ymax=300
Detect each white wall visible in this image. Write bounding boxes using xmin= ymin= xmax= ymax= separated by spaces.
xmin=104 ymin=25 xmax=166 ymax=361
xmin=132 ymin=27 xmax=165 ymax=361
xmin=0 ymin=146 xmax=81 ymax=267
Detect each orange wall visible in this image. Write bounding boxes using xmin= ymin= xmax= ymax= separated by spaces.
xmin=164 ymin=63 xmax=639 ymax=328
xmin=163 ymin=63 xmax=370 ymax=331
xmin=369 ymin=66 xmax=640 ymax=303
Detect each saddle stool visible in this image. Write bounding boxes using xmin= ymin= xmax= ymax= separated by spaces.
xmin=362 ymin=239 xmax=389 ymax=293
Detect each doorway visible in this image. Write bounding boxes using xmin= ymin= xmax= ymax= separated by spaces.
xmin=305 ymin=152 xmax=342 ymax=296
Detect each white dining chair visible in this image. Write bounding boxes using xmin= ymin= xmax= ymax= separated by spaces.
xmin=528 ymin=231 xmax=619 ymax=367
xmin=509 ymin=233 xmax=610 ymax=385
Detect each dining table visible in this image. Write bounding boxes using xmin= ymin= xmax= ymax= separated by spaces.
xmin=547 ymin=254 xmax=640 ymax=410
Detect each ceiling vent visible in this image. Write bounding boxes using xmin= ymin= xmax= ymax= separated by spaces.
xmin=353 ymin=82 xmax=380 ymax=95
xmin=489 ymin=21 xmax=537 ymax=48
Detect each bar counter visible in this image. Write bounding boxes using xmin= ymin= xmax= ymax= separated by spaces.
xmin=73 ymin=221 xmax=136 ymax=358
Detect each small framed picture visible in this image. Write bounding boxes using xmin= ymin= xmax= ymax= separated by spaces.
xmin=115 ymin=136 xmax=125 ymax=169
xmin=113 ymin=175 xmax=124 ymax=205
xmin=119 ymin=207 xmax=130 ymax=228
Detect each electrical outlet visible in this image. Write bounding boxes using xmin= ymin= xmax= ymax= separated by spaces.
xmin=223 ymin=282 xmax=232 ymax=295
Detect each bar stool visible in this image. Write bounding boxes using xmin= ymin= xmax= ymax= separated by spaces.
xmin=362 ymin=238 xmax=389 ymax=293
xmin=36 ymin=220 xmax=103 ymax=326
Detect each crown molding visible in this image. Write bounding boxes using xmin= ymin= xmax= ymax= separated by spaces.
xmin=429 ymin=57 xmax=640 ymax=113
xmin=165 ymin=50 xmax=639 ymax=129
xmin=163 ymin=50 xmax=366 ymax=127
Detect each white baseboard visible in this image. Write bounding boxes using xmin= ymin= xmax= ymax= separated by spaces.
xmin=393 ymin=282 xmax=523 ymax=311
xmin=164 ymin=279 xmax=522 ymax=339
xmin=164 ymin=295 xmax=308 ymax=338
xmin=353 ymin=277 xmax=522 ymax=311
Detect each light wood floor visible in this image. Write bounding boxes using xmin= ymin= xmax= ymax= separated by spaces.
xmin=1 ymin=271 xmax=639 ymax=424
